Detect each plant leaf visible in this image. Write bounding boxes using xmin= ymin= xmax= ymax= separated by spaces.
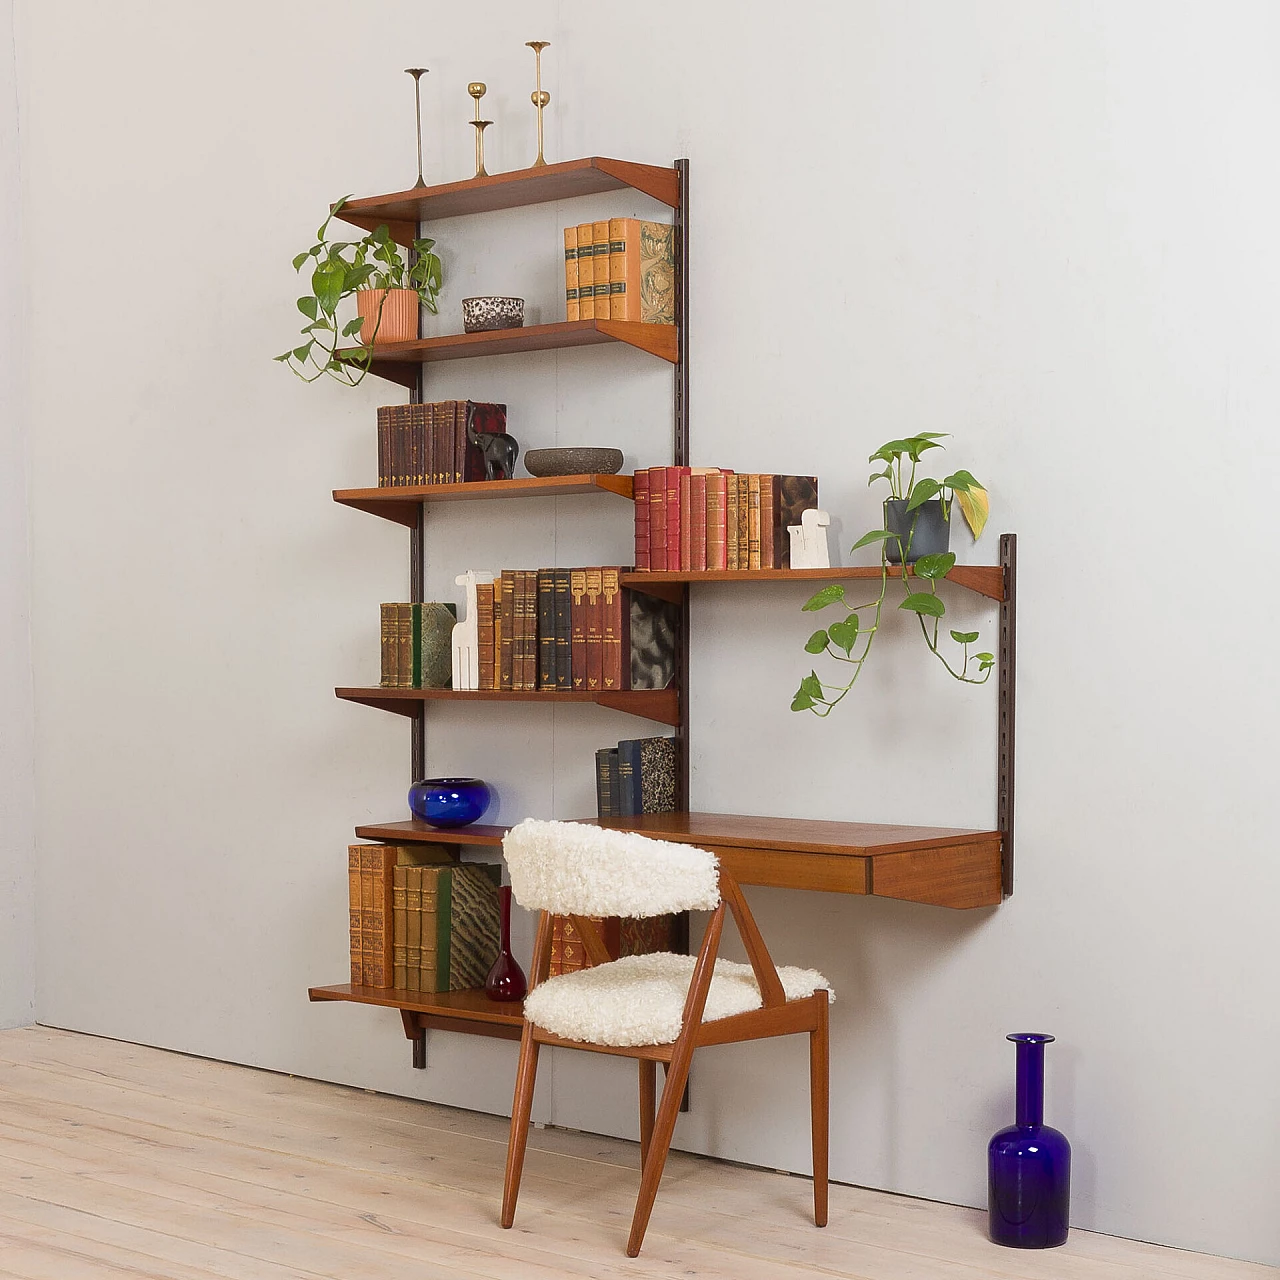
xmin=292 ymin=341 xmax=314 ymax=362
xmin=791 ymin=688 xmax=815 ymax=712
xmin=954 ymin=484 xmax=990 ymax=539
xmin=943 ymin=468 xmax=982 ymax=492
xmin=976 ymin=652 xmax=995 ymax=671
xmin=296 ymin=296 xmax=318 ymax=320
xmin=292 ymin=251 xmax=311 ymax=271
xmin=311 ymin=259 xmax=346 ymax=314
xmin=869 ymin=439 xmax=910 ymax=463
xmin=342 ymin=317 xmax=365 ymax=336
xmin=851 ymin=528 xmax=895 ymax=550
xmin=905 ymin=477 xmax=941 ymax=511
xmin=914 ymin=551 xmax=956 ymax=580
xmin=950 ymin=629 xmax=980 ymax=644
xmin=900 ymin=592 xmax=945 ymax=617
xmin=802 ymin=584 xmax=846 ymax=611
xmin=804 ymin=630 xmax=829 ymax=654
xmin=827 ymin=617 xmax=859 ymax=654
xmin=867 ymin=468 xmax=892 ymax=486
xmin=801 ymin=672 xmax=824 ymax=699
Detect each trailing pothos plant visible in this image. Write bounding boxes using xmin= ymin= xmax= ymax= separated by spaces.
xmin=791 ymin=433 xmax=994 ymax=717
xmin=275 ymin=197 xmax=443 ymax=386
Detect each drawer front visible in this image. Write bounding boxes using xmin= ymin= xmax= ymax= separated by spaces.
xmin=705 ymin=843 xmax=870 ymax=895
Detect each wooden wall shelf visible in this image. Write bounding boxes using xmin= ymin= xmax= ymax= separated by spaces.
xmin=345 ymin=320 xmax=678 ymax=388
xmin=351 ymin=813 xmax=1001 ymax=910
xmin=333 ymin=474 xmax=634 ymax=527
xmin=308 ymin=984 xmax=524 ymax=1042
xmin=622 ymin=564 xmax=1006 ymax=603
xmin=335 ymin=686 xmax=680 ymax=726
xmin=334 ymin=157 xmax=681 ymax=242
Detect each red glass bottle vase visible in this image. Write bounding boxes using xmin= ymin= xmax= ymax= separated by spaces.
xmin=485 ymin=884 xmax=527 ymax=1002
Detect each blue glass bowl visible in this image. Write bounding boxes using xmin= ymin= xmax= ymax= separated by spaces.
xmin=408 ymin=777 xmax=491 ymax=828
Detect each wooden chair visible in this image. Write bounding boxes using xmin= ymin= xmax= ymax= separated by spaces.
xmin=500 ymin=818 xmax=833 ymax=1257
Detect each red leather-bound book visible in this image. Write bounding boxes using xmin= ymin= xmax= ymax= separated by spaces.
xmin=633 ymin=470 xmax=651 ymax=570
xmin=665 ymin=466 xmax=689 ymax=572
xmin=585 ymin=567 xmax=604 ymax=691
xmin=649 ymin=466 xmax=667 ymax=571
xmin=707 ymin=472 xmax=729 ymax=570
xmin=600 ymin=568 xmax=629 ymax=691
xmin=690 ymin=473 xmax=708 ymax=572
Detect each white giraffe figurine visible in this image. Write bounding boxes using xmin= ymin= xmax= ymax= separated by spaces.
xmin=452 ymin=570 xmax=497 ymax=691
xmin=787 ymin=508 xmax=831 ymax=569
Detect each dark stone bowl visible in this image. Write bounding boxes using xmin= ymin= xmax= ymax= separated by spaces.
xmin=523 ymin=447 xmax=625 ymax=477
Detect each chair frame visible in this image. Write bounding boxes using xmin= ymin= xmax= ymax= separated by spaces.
xmin=501 ymin=868 xmax=829 ymax=1258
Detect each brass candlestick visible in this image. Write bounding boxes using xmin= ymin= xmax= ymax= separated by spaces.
xmin=467 ymin=82 xmax=492 ymax=178
xmin=404 ymin=68 xmax=429 ymax=188
xmin=526 ymin=41 xmax=550 ymax=167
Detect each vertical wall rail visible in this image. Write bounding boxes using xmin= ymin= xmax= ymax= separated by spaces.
xmin=997 ymin=532 xmax=1017 ymax=897
xmin=410 ymin=232 xmax=426 ymax=783
xmin=673 ymin=158 xmax=690 ymax=815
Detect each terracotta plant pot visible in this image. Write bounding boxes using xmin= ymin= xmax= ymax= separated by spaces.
xmin=356 ymin=287 xmax=419 ymax=345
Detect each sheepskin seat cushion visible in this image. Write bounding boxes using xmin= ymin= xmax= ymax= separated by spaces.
xmin=504 ymin=818 xmax=720 ymax=918
xmin=523 ymin=952 xmax=834 ymax=1047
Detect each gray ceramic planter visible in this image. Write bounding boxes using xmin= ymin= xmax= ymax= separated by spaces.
xmin=884 ymin=498 xmax=951 ymax=564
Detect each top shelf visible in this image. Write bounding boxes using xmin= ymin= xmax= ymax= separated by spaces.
xmin=336 ymin=157 xmax=681 ymax=244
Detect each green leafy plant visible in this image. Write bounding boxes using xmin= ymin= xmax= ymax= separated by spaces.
xmin=792 ymin=434 xmax=994 ymax=717
xmin=275 ymin=197 xmax=443 ymax=386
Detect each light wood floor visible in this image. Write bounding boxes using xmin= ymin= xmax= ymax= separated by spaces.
xmin=0 ymin=1027 xmax=1270 ymax=1280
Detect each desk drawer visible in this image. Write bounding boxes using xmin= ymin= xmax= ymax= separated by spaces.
xmin=705 ymin=843 xmax=870 ymax=895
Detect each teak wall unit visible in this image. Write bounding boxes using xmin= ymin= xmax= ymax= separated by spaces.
xmin=308 ymin=157 xmax=1018 ymax=1069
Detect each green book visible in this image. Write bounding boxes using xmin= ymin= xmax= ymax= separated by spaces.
xmin=419 ymin=864 xmax=501 ymax=993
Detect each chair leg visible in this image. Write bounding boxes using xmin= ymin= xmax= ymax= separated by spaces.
xmin=638 ymin=1059 xmax=656 ymax=1168
xmin=627 ymin=1050 xmax=693 ymax=1257
xmin=810 ymin=991 xmax=829 ymax=1228
xmin=501 ymin=1023 xmax=541 ymax=1229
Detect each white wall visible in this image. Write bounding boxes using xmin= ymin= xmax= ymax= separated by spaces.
xmin=16 ymin=0 xmax=1280 ymax=1266
xmin=0 ymin=0 xmax=34 ymax=1031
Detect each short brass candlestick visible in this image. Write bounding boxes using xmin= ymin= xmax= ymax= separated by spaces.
xmin=526 ymin=41 xmax=550 ymax=167
xmin=467 ymin=81 xmax=492 ymax=178
xmin=404 ymin=68 xmax=429 ymax=188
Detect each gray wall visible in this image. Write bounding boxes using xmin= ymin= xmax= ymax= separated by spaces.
xmin=16 ymin=0 xmax=1280 ymax=1266
xmin=0 ymin=0 xmax=34 ymax=1031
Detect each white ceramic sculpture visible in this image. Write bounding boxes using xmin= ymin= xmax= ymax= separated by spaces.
xmin=787 ymin=508 xmax=831 ymax=569
xmin=452 ymin=570 xmax=497 ymax=691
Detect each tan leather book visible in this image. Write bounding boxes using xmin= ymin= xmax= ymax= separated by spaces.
xmin=570 ymin=569 xmax=588 ymax=688
xmin=707 ymin=472 xmax=728 ymax=571
xmin=348 ymin=846 xmax=363 ymax=986
xmin=592 ymin=220 xmax=611 ymax=320
xmin=379 ymin=603 xmax=398 ymax=688
xmin=576 ymin=224 xmax=595 ymax=320
xmin=606 ymin=219 xmax=675 ymax=324
xmin=476 ymin=581 xmax=496 ymax=691
xmin=359 ymin=845 xmax=396 ymax=988
xmin=600 ymin=567 xmax=627 ymax=691
xmin=405 ymin=866 xmax=422 ymax=994
xmin=392 ymin=865 xmax=408 ymax=990
xmin=736 ymin=475 xmax=750 ymax=568
xmin=585 ymin=567 xmax=604 ymax=690
xmin=563 ymin=226 xmax=579 ymax=322
xmin=726 ymin=471 xmax=740 ymax=570
xmin=747 ymin=474 xmax=763 ymax=570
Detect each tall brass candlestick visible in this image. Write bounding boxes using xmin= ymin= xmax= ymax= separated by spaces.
xmin=467 ymin=82 xmax=492 ymax=178
xmin=526 ymin=41 xmax=550 ymax=167
xmin=404 ymin=68 xmax=429 ymax=188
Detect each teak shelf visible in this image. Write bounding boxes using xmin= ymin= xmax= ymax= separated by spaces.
xmin=343 ymin=320 xmax=678 ymax=389
xmin=333 ymin=474 xmax=633 ymax=527
xmin=351 ymin=814 xmax=1001 ymax=910
xmin=335 ymin=686 xmax=680 ymax=726
xmin=334 ymin=157 xmax=681 ymax=242
xmin=316 ymin=156 xmax=1016 ymax=1069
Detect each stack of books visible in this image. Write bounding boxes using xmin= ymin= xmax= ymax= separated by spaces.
xmin=633 ymin=468 xmax=818 ymax=572
xmin=594 ymin=735 xmax=678 ymax=819
xmin=562 ymin=219 xmax=675 ymax=324
xmin=467 ymin=570 xmax=680 ymax=694
xmin=376 ymin=400 xmax=507 ymax=487
xmin=379 ymin=602 xmax=456 ymax=688
xmin=549 ymin=913 xmax=677 ymax=978
xmin=346 ymin=844 xmax=502 ymax=994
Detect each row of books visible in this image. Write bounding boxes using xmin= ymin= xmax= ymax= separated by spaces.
xmin=347 ymin=844 xmax=502 ymax=993
xmin=633 ymin=468 xmax=819 ymax=572
xmin=549 ymin=913 xmax=677 ymax=977
xmin=470 ymin=570 xmax=679 ymax=693
xmin=376 ymin=400 xmax=507 ymax=488
xmin=563 ymin=219 xmax=676 ymax=325
xmin=595 ymin=735 xmax=678 ymax=819
xmin=379 ymin=602 xmax=456 ymax=688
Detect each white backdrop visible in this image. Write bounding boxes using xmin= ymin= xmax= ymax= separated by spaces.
xmin=13 ymin=1 xmax=1280 ymax=1265
xmin=0 ymin=0 xmax=34 ymax=1032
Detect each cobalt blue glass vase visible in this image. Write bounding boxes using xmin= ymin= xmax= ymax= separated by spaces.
xmin=408 ymin=777 xmax=491 ymax=828
xmin=988 ymin=1033 xmax=1071 ymax=1248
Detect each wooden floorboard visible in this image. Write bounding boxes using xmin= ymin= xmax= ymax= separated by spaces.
xmin=0 ymin=1028 xmax=1268 ymax=1280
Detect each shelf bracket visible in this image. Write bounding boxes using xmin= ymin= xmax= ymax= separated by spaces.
xmin=997 ymin=533 xmax=1017 ymax=897
xmin=401 ymin=1010 xmax=427 ymax=1069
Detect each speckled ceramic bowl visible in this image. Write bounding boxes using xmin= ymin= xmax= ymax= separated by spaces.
xmin=461 ymin=296 xmax=525 ymax=333
xmin=523 ymin=447 xmax=625 ymax=477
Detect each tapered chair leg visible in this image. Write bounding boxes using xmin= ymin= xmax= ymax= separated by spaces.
xmin=501 ymin=1023 xmax=542 ymax=1228
xmin=627 ymin=1049 xmax=694 ymax=1257
xmin=638 ymin=1059 xmax=656 ymax=1167
xmin=810 ymin=991 xmax=829 ymax=1228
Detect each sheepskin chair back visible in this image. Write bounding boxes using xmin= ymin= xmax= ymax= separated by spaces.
xmin=503 ymin=818 xmax=720 ymax=918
